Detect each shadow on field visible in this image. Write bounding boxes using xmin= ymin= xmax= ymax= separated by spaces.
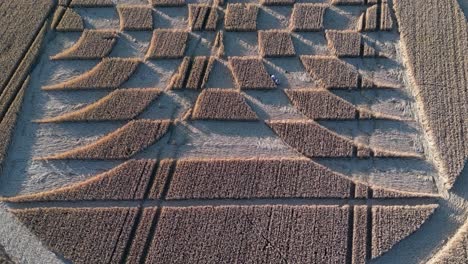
xmin=109 ymin=32 xmax=152 ymax=58
xmin=257 ymin=6 xmax=291 ymax=30
xmin=324 ymin=5 xmax=366 ymax=30
xmin=152 ymin=7 xmax=187 ymax=29
xmin=224 ymin=32 xmax=258 ymax=56
xmin=186 ymin=32 xmax=217 ymax=57
xmin=205 ymin=59 xmax=236 ymax=89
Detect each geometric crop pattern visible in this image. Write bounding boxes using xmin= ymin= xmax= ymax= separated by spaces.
xmin=3 ymin=0 xmax=440 ymax=263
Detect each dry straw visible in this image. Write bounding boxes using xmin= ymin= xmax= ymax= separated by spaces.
xmin=7 ymin=160 xmax=157 ymax=202
xmin=39 ymin=88 xmax=161 ymax=122
xmin=43 ymin=58 xmax=140 ymax=90
xmin=40 ymin=119 xmax=171 ymax=160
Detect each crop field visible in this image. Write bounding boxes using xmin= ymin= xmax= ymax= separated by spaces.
xmin=55 ymin=8 xmax=84 ymax=31
xmin=191 ymin=89 xmax=258 ymax=120
xmin=224 ymin=3 xmax=259 ymax=31
xmin=146 ymin=30 xmax=189 ymax=59
xmin=0 ymin=0 xmax=466 ymax=263
xmin=118 ymin=5 xmax=153 ymax=31
xmin=188 ymin=4 xmax=218 ymax=31
xmin=258 ymin=30 xmax=296 ymax=57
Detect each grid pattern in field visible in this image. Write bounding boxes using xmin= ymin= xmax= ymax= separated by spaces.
xmin=0 ymin=1 xmax=445 ymax=263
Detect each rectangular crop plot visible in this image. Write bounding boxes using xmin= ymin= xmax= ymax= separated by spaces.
xmin=229 ymin=57 xmax=276 ymax=89
xmin=325 ymin=30 xmax=362 ymax=57
xmin=118 ymin=5 xmax=153 ymax=31
xmin=191 ymin=89 xmax=258 ymax=121
xmin=224 ymin=4 xmax=258 ymax=31
xmin=149 ymin=0 xmax=185 ymax=7
xmin=70 ymin=0 xmax=114 ymax=7
xmin=332 ymin=0 xmax=365 ymax=4
xmin=261 ymin=0 xmax=295 ymax=5
xmin=146 ymin=30 xmax=189 ymax=59
xmin=145 ymin=205 xmax=350 ymax=263
xmin=12 ymin=207 xmax=138 ymax=264
xmin=258 ymin=30 xmax=296 ymax=57
xmin=290 ymin=4 xmax=327 ymax=31
xmin=164 ymin=158 xmax=353 ymax=199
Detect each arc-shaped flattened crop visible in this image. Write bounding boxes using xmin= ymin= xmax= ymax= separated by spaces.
xmin=39 ymin=88 xmax=161 ymax=122
xmin=39 ymin=119 xmax=171 ymax=160
xmin=43 ymin=58 xmax=140 ymax=90
xmin=51 ymin=30 xmax=118 ymax=60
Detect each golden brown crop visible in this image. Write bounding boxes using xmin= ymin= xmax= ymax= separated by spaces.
xmin=188 ymin=4 xmax=218 ymax=31
xmin=286 ymin=89 xmax=358 ymax=120
xmin=69 ymin=0 xmax=114 ymax=7
xmin=290 ymin=4 xmax=327 ymax=31
xmin=149 ymin=0 xmax=185 ymax=7
xmin=394 ymin=0 xmax=468 ymax=188
xmin=0 ymin=78 xmax=28 ymax=172
xmin=169 ymin=56 xmax=214 ymax=89
xmin=146 ymin=30 xmax=189 ymax=59
xmin=191 ymin=89 xmax=258 ymax=120
xmin=118 ymin=5 xmax=153 ymax=31
xmin=224 ymin=4 xmax=258 ymax=31
xmin=165 ymin=158 xmax=353 ymax=199
xmin=258 ymin=30 xmax=296 ymax=57
xmin=300 ymin=55 xmax=359 ymax=89
xmin=229 ymin=56 xmax=276 ymax=89
xmin=261 ymin=0 xmax=295 ymax=5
